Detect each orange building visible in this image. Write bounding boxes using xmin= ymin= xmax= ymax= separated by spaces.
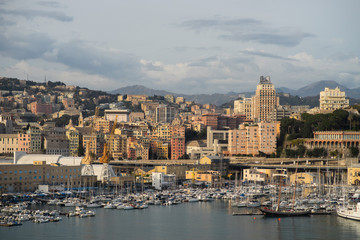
xmin=202 ymin=113 xmax=219 ymax=130
xmin=18 ymin=133 xmax=30 ymax=152
xmin=30 ymin=102 xmax=52 ymax=115
xmin=228 ymin=122 xmax=276 ymax=156
xmin=171 ymin=136 xmax=185 ymax=160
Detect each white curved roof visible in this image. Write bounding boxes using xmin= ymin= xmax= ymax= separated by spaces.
xmin=14 ymin=152 xmax=82 ymax=166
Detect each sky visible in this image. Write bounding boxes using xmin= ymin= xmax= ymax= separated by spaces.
xmin=0 ymin=0 xmax=359 ymax=94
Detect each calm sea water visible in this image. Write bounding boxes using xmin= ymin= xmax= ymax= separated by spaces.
xmin=1 ymin=201 xmax=360 ymax=240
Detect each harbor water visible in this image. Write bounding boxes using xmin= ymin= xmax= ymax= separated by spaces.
xmin=1 ymin=200 xmax=360 ymax=240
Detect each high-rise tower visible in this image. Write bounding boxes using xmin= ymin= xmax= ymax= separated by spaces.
xmin=253 ymin=76 xmax=278 ymax=122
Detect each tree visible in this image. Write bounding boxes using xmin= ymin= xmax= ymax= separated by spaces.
xmin=297 ymin=145 xmax=306 ymax=157
xmin=179 ymin=154 xmax=190 ymax=159
xmin=349 ymin=147 xmax=360 ymax=158
xmin=307 ymin=148 xmax=327 ymax=158
xmin=329 ymin=150 xmax=339 ymax=158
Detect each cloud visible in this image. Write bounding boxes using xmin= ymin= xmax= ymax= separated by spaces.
xmin=0 ymin=16 xmax=15 ymax=26
xmin=180 ymin=17 xmax=263 ymax=31
xmin=222 ymin=32 xmax=315 ymax=47
xmin=36 ymin=1 xmax=62 ymax=8
xmin=240 ymin=49 xmax=296 ymax=61
xmin=0 ymin=31 xmax=55 ymax=60
xmin=288 ymin=52 xmax=314 ymax=62
xmin=1 ymin=61 xmax=118 ymax=91
xmin=0 ymin=8 xmax=73 ymax=22
xmin=54 ymin=40 xmax=145 ymax=82
xmin=140 ymin=60 xmax=164 ymax=71
xmin=180 ymin=17 xmax=314 ymax=47
xmin=173 ymin=46 xmax=222 ymax=52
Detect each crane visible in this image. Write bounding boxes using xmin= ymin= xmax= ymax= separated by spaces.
xmin=99 ymin=115 xmax=118 ymax=182
xmin=99 ymin=115 xmax=117 ymax=163
xmin=81 ymin=107 xmax=99 ymax=176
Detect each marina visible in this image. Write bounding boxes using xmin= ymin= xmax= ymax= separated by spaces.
xmin=1 ymin=184 xmax=360 ymax=239
xmin=1 ymin=197 xmax=360 ymax=240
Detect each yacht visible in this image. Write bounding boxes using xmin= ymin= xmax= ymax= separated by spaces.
xmin=337 ymin=202 xmax=360 ymax=221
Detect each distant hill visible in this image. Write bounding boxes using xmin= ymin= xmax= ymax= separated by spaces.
xmin=110 ymin=85 xmax=244 ymax=106
xmin=277 ymin=80 xmax=360 ymax=99
xmin=110 ymin=80 xmax=360 ymax=106
xmin=109 ymin=85 xmax=174 ymax=97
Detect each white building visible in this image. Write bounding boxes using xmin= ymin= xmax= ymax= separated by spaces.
xmin=319 ymin=87 xmax=349 ymax=111
xmin=105 ymin=109 xmax=130 ymax=122
xmin=233 ymin=97 xmax=253 ymax=120
xmin=13 ymin=152 xmax=115 ymax=182
xmin=152 ymin=172 xmax=176 ymax=190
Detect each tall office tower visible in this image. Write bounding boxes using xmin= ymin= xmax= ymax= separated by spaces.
xmin=253 ymin=76 xmax=278 ymax=122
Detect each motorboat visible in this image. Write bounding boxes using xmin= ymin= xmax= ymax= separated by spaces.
xmin=337 ymin=202 xmax=360 ymax=221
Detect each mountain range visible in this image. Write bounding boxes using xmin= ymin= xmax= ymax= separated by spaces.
xmin=109 ymin=80 xmax=360 ymax=106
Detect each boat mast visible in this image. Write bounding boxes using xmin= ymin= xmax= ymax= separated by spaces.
xmin=292 ymin=161 xmax=299 ymax=209
xmin=276 ymin=175 xmax=282 ymax=211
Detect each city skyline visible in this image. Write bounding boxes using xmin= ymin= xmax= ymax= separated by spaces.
xmin=0 ymin=0 xmax=359 ymax=94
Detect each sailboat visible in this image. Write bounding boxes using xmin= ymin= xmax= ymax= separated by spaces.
xmin=258 ymin=171 xmax=310 ymax=217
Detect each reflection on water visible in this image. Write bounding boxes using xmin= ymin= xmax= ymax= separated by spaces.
xmin=1 ymin=201 xmax=360 ymax=240
xmin=336 ymin=216 xmax=360 ymax=237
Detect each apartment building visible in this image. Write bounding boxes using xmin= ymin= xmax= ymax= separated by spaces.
xmin=319 ymin=87 xmax=349 ymax=111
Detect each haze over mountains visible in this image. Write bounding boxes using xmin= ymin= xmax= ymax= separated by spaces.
xmin=110 ymin=80 xmax=360 ymax=106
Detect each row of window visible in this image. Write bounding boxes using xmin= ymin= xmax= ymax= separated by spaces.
xmin=0 ymin=174 xmax=81 ymax=181
xmin=0 ymin=169 xmax=79 ymax=174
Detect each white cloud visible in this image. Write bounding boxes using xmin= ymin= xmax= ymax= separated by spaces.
xmin=288 ymin=52 xmax=314 ymax=62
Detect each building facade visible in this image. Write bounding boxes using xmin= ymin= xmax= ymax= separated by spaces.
xmin=171 ymin=136 xmax=185 ymax=160
xmin=0 ymin=161 xmax=81 ymax=193
xmin=319 ymin=87 xmax=349 ymax=111
xmin=155 ymin=105 xmax=175 ymax=123
xmin=252 ymin=76 xmax=278 ymax=122
xmin=228 ymin=122 xmax=277 ymax=156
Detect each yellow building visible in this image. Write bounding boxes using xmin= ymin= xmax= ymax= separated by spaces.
xmin=0 ymin=134 xmax=19 ymax=154
xmin=185 ymin=170 xmax=221 ymax=187
xmin=199 ymin=155 xmax=229 ymax=175
xmin=109 ymin=134 xmax=127 ymax=160
xmin=0 ymin=161 xmax=82 ymax=193
xmin=348 ymin=166 xmax=360 ymax=185
xmin=243 ymin=169 xmax=268 ymax=184
xmin=65 ymin=119 xmax=80 ymax=157
xmin=66 ymin=128 xmax=80 ymax=157
xmin=156 ymin=141 xmax=169 ymax=159
xmin=154 ymin=165 xmax=197 ymax=179
xmin=153 ymin=124 xmax=172 ymax=142
xmin=289 ymin=172 xmax=317 ymax=185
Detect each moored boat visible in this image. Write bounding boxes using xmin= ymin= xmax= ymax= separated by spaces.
xmin=337 ymin=202 xmax=360 ymax=221
xmin=258 ymin=207 xmax=311 ymax=217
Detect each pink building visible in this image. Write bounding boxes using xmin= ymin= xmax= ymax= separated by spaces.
xmin=30 ymin=102 xmax=52 ymax=115
xmin=171 ymin=136 xmax=185 ymax=160
xmin=228 ymin=122 xmax=276 ymax=156
xmin=18 ymin=133 xmax=30 ymax=152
